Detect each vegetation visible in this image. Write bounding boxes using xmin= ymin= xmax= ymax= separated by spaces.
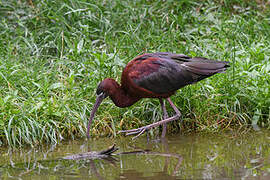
xmin=0 ymin=0 xmax=269 ymax=147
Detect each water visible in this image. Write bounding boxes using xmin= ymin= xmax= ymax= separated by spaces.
xmin=0 ymin=130 xmax=269 ymax=179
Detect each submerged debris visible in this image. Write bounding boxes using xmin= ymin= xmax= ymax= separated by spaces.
xmin=63 ymin=144 xmax=119 ymax=160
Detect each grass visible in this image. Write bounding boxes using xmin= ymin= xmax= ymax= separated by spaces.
xmin=0 ymin=0 xmax=269 ymax=147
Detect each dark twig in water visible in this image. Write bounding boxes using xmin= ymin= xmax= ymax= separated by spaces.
xmin=63 ymin=144 xmax=119 ymax=160
xmin=98 ymin=144 xmax=119 ymax=155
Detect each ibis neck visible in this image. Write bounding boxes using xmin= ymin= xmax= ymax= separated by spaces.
xmin=108 ymin=80 xmax=140 ymax=108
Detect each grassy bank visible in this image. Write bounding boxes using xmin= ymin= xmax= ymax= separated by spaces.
xmin=0 ymin=0 xmax=269 ymax=146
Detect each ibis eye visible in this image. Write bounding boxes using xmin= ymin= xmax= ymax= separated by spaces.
xmin=96 ymin=86 xmax=103 ymax=96
xmin=97 ymin=91 xmax=104 ymax=96
xmin=96 ymin=91 xmax=108 ymax=100
xmin=96 ymin=90 xmax=102 ymax=96
xmin=96 ymin=81 xmax=105 ymax=96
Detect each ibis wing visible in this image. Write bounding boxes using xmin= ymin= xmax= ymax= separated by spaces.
xmin=131 ymin=58 xmax=198 ymax=94
xmin=131 ymin=53 xmax=229 ymax=94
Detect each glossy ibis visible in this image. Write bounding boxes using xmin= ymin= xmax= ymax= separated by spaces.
xmin=87 ymin=52 xmax=229 ymax=139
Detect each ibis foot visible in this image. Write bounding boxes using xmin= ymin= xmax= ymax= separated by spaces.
xmin=119 ymin=98 xmax=181 ymax=140
xmin=118 ymin=115 xmax=180 ymax=140
xmin=119 ymin=127 xmax=147 ymax=140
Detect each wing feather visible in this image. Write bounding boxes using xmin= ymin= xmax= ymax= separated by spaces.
xmin=130 ymin=53 xmax=229 ymax=94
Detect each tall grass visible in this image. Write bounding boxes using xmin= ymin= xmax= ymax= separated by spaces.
xmin=0 ymin=0 xmax=269 ymax=146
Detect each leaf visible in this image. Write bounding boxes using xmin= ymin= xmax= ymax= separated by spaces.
xmin=34 ymin=101 xmax=44 ymax=111
xmin=77 ymin=39 xmax=84 ymax=53
xmin=252 ymin=109 xmax=261 ymax=126
xmin=49 ymin=82 xmax=64 ymax=90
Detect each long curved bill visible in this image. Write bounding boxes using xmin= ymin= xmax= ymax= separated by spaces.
xmin=87 ymin=93 xmax=107 ymax=138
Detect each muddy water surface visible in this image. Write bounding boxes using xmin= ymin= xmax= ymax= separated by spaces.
xmin=0 ymin=130 xmax=269 ymax=179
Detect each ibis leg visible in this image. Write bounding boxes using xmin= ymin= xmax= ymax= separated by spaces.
xmin=119 ymin=98 xmax=181 ymax=139
xmin=160 ymin=99 xmax=168 ymax=138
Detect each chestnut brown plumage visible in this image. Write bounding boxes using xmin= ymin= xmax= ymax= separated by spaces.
xmin=87 ymin=52 xmax=230 ymax=139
